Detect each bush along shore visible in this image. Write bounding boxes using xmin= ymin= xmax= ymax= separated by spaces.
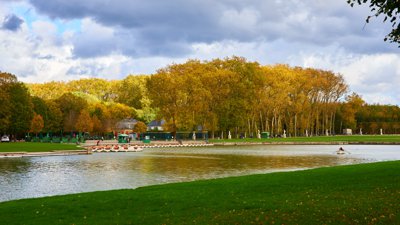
xmin=0 ymin=160 xmax=398 ymax=224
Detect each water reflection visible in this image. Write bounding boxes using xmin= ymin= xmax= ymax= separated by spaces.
xmin=0 ymin=145 xmax=398 ymax=202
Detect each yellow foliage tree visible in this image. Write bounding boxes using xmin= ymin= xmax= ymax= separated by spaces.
xmin=75 ymin=110 xmax=93 ymax=133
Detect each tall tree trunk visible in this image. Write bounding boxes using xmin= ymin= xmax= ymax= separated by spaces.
xmin=294 ymin=114 xmax=297 ymax=137
xmin=260 ymin=111 xmax=264 ymax=131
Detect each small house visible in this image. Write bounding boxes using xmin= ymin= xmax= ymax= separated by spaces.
xmin=147 ymin=120 xmax=165 ymax=131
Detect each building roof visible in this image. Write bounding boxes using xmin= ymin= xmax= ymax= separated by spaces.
xmin=148 ymin=119 xmax=165 ymax=127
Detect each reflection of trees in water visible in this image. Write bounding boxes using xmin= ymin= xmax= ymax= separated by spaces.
xmin=0 ymin=153 xmax=365 ymax=178
xmin=130 ymin=153 xmax=364 ymax=177
xmin=0 ymin=158 xmax=31 ymax=174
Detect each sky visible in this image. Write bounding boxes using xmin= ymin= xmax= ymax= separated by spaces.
xmin=0 ymin=0 xmax=399 ymax=105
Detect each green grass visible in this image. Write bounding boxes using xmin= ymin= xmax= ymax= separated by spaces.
xmin=0 ymin=142 xmax=83 ymax=152
xmin=210 ymin=135 xmax=400 ymax=143
xmin=0 ymin=161 xmax=399 ymax=224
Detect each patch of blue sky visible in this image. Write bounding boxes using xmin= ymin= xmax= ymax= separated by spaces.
xmin=10 ymin=4 xmax=34 ymax=27
xmin=54 ymin=19 xmax=81 ymax=34
xmin=9 ymin=4 xmax=81 ymax=34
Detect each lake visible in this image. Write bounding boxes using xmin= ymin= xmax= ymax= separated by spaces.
xmin=0 ymin=145 xmax=399 ymax=202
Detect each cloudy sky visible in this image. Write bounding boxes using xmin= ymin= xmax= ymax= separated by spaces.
xmin=0 ymin=0 xmax=399 ymax=105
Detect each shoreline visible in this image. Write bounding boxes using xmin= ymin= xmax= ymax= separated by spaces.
xmin=213 ymin=141 xmax=400 ymax=146
xmin=1 ymin=141 xmax=399 ymax=158
xmin=0 ymin=150 xmax=89 ymax=158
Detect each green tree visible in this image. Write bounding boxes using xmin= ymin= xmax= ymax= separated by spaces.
xmin=348 ymin=0 xmax=400 ymax=44
xmin=45 ymin=100 xmax=63 ymax=133
xmin=115 ymin=75 xmax=147 ymax=109
xmin=0 ymin=72 xmax=17 ymax=134
xmin=32 ymin=97 xmax=47 ymax=117
xmin=0 ymin=84 xmax=11 ymax=133
xmin=8 ymin=82 xmax=34 ymax=137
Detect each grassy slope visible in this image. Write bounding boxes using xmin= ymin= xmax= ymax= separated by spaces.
xmin=210 ymin=135 xmax=400 ymax=143
xmin=0 ymin=161 xmax=399 ymax=224
xmin=0 ymin=142 xmax=82 ymax=152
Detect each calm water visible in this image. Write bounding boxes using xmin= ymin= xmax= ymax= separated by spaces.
xmin=0 ymin=145 xmax=399 ymax=202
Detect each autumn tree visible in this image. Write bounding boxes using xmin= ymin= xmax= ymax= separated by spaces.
xmin=146 ymin=58 xmax=349 ymax=138
xmin=106 ymin=102 xmax=136 ymax=131
xmin=91 ymin=115 xmax=103 ymax=135
xmin=147 ymin=65 xmax=183 ymax=134
xmin=19 ymin=57 xmax=399 ymax=138
xmin=198 ymin=65 xmax=232 ymax=138
xmin=0 ymin=72 xmax=17 ymax=84
xmin=91 ymin=103 xmax=110 ymax=133
xmin=133 ymin=121 xmax=147 ymax=133
xmin=30 ymin=113 xmax=44 ymax=136
xmin=28 ymin=81 xmax=70 ymax=100
xmin=75 ymin=110 xmax=93 ymax=133
xmin=56 ymin=93 xmax=88 ymax=132
xmin=211 ymin=57 xmax=264 ymax=137
xmin=343 ymin=93 xmax=365 ymax=130
xmin=67 ymin=78 xmax=114 ymax=101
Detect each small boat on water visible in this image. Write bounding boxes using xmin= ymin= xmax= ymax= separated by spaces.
xmin=89 ymin=144 xmax=143 ymax=153
xmin=110 ymin=145 xmax=120 ymax=152
xmin=336 ymin=147 xmax=349 ymax=155
xmin=128 ymin=146 xmax=143 ymax=152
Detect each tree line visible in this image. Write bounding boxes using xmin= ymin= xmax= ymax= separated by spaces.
xmin=1 ymin=57 xmax=400 ymax=139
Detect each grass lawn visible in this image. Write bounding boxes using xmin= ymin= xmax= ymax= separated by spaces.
xmin=0 ymin=142 xmax=83 ymax=152
xmin=210 ymin=135 xmax=400 ymax=143
xmin=0 ymin=161 xmax=398 ymax=224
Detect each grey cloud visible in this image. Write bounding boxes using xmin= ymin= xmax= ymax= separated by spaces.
xmin=71 ymin=27 xmax=191 ymax=58
xmin=67 ymin=66 xmax=91 ymax=75
xmin=72 ymin=35 xmax=116 ymax=58
xmin=27 ymin=0 xmax=399 ymax=58
xmin=33 ymin=54 xmax=55 ymax=60
xmin=2 ymin=14 xmax=24 ymax=31
xmin=67 ymin=64 xmax=106 ymax=76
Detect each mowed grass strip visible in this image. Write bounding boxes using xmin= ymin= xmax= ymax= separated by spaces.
xmin=210 ymin=135 xmax=400 ymax=143
xmin=0 ymin=142 xmax=82 ymax=152
xmin=0 ymin=161 xmax=399 ymax=224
